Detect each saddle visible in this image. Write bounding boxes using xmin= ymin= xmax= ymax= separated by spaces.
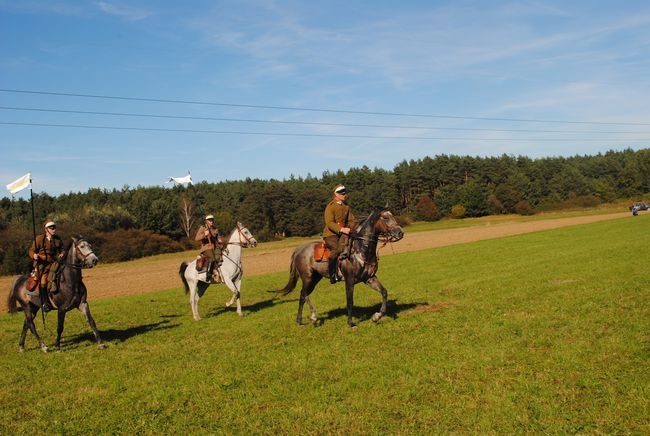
xmin=313 ymin=241 xmax=331 ymax=262
xmin=26 ymin=272 xmax=39 ymax=291
xmin=26 ymin=262 xmax=63 ymax=294
xmin=195 ymin=255 xmax=222 ymax=283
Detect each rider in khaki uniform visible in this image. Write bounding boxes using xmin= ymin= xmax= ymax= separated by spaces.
xmin=323 ymin=184 xmax=356 ymax=283
xmin=194 ymin=214 xmax=223 ymax=281
xmin=29 ymin=220 xmax=64 ymax=312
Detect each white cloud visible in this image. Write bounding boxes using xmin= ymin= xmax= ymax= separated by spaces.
xmin=94 ymin=1 xmax=153 ymax=21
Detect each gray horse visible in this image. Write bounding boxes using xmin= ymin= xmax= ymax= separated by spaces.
xmin=179 ymin=222 xmax=257 ymax=320
xmin=277 ymin=208 xmax=404 ymax=328
xmin=7 ymin=237 xmax=103 ymax=352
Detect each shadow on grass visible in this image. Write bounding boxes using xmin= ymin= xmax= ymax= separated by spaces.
xmin=204 ymin=295 xmax=293 ymax=318
xmin=63 ymin=318 xmax=181 ymax=347
xmin=320 ymin=299 xmax=420 ymax=325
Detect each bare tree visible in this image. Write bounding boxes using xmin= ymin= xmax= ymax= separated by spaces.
xmin=179 ymin=196 xmax=196 ymax=238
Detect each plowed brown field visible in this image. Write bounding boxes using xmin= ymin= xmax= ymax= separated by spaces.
xmin=1 ymin=212 xmax=629 ymax=310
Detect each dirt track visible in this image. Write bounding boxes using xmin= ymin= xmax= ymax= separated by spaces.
xmin=0 ymin=212 xmax=629 ymax=308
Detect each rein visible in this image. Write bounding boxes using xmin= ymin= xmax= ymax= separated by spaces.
xmin=349 ymin=212 xmax=399 ymax=246
xmin=349 ymin=232 xmax=396 ymax=249
xmin=216 ymin=225 xmax=253 ymax=279
xmin=225 ymin=224 xmax=255 ymax=247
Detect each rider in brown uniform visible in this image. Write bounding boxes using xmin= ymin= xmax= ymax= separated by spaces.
xmin=194 ymin=214 xmax=223 ymax=281
xmin=323 ymin=184 xmax=356 ymax=283
xmin=29 ymin=220 xmax=64 ymax=312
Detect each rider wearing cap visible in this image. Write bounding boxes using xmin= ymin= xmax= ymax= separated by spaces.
xmin=323 ymin=184 xmax=356 ymax=283
xmin=29 ymin=220 xmax=65 ymax=312
xmin=194 ymin=214 xmax=223 ymax=281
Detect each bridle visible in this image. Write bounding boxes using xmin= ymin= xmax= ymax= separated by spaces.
xmin=63 ymin=239 xmax=96 ymax=268
xmin=350 ymin=211 xmax=403 ymax=247
xmin=227 ymin=223 xmax=257 ymax=248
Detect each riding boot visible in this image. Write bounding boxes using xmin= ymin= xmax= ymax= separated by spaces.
xmin=39 ymin=286 xmax=53 ymax=313
xmin=328 ymin=257 xmax=340 ymax=284
xmin=207 ymin=260 xmax=214 ymax=279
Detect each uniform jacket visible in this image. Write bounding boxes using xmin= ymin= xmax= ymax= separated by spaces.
xmin=323 ymin=199 xmax=356 ymax=238
xmin=29 ymin=233 xmax=64 ymax=264
xmin=195 ymin=225 xmax=220 ymax=253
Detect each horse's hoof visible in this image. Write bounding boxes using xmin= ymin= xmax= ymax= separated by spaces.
xmin=98 ymin=343 xmax=106 ymax=350
xmin=371 ymin=312 xmax=382 ymax=322
xmin=225 ymin=302 xmax=232 ymax=308
xmin=19 ymin=347 xmax=25 ymax=353
xmin=237 ymin=312 xmax=244 ymax=317
xmin=41 ymin=346 xmax=49 ymax=353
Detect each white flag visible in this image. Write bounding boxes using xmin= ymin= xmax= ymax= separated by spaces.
xmin=166 ymin=173 xmax=192 ymax=185
xmin=6 ymin=173 xmax=32 ymax=194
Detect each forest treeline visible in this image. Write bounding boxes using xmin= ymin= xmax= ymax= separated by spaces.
xmin=1 ymin=148 xmax=648 ymax=274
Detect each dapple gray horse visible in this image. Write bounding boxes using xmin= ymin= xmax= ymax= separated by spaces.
xmin=179 ymin=222 xmax=257 ymax=320
xmin=7 ymin=237 xmax=103 ymax=352
xmin=277 ymin=208 xmax=404 ymax=328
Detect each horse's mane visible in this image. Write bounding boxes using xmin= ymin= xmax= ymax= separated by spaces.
xmin=353 ymin=207 xmax=386 ymax=233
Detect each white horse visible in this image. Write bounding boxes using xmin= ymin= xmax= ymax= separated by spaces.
xmin=179 ymin=222 xmax=257 ymax=320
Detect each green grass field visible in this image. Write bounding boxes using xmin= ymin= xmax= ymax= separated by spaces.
xmin=1 ymin=214 xmax=648 ymax=434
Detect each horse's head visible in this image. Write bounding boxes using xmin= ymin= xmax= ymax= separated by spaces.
xmin=374 ymin=209 xmax=404 ymax=242
xmin=71 ymin=237 xmax=99 ymax=268
xmin=234 ymin=222 xmax=258 ymax=248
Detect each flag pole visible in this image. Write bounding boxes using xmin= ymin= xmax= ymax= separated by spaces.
xmin=26 ymin=175 xmax=46 ymax=323
xmin=29 ymin=179 xmax=37 ymax=253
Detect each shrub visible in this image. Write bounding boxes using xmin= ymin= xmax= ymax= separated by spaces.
xmin=514 ymin=200 xmax=535 ymax=216
xmin=395 ymin=215 xmax=413 ymax=227
xmin=414 ymin=195 xmax=441 ymax=221
xmin=0 ymin=226 xmax=34 ymax=275
xmin=450 ymin=204 xmax=466 ymax=219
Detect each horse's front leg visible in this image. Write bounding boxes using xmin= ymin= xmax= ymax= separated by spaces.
xmin=54 ymin=309 xmax=66 ymax=351
xmin=223 ymin=277 xmax=243 ymax=316
xmin=366 ymin=276 xmax=388 ymax=323
xmin=78 ymin=301 xmax=105 ymax=349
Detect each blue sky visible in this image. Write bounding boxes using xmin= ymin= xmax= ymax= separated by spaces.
xmin=2 ymin=0 xmax=649 ymax=196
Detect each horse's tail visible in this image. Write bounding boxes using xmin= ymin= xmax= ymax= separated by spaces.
xmin=276 ymin=249 xmax=299 ymax=296
xmin=7 ymin=275 xmax=27 ymax=314
xmin=179 ymin=262 xmax=190 ymax=295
